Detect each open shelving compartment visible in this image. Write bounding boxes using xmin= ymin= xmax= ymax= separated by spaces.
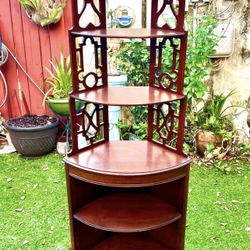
xmin=64 ymin=0 xmax=191 ymax=249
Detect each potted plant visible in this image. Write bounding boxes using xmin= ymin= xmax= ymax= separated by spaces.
xmin=195 ymin=90 xmax=236 ymax=156
xmin=4 ymin=114 xmax=59 ymax=156
xmin=19 ymin=0 xmax=66 ymax=27
xmin=43 ymin=53 xmax=82 ymax=116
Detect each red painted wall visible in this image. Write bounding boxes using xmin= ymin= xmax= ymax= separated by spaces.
xmin=0 ymin=0 xmax=72 ymax=119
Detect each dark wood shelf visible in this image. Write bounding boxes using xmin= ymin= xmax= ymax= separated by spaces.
xmin=71 ymin=28 xmax=185 ymax=38
xmin=66 ymin=1 xmax=190 ymax=249
xmin=65 ymin=141 xmax=191 ymax=176
xmin=93 ymin=234 xmax=166 ymax=250
xmin=74 ymin=192 xmax=181 ymax=233
xmin=71 ymin=86 xmax=184 ymax=106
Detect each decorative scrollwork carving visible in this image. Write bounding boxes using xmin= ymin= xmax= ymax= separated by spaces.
xmin=153 ymin=38 xmax=181 ymax=91
xmin=73 ymin=35 xmax=105 ymax=91
xmin=76 ymin=102 xmax=106 ymax=148
xmin=78 ymin=0 xmax=102 ymax=29
xmin=152 ymin=101 xmax=180 ymax=149
xmin=157 ymin=0 xmax=178 ymax=30
xmin=151 ymin=0 xmax=185 ymax=31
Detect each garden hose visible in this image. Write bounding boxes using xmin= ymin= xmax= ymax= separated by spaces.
xmin=5 ymin=44 xmax=45 ymax=96
xmin=0 ymin=40 xmax=8 ymax=109
xmin=0 ymin=38 xmax=47 ymax=110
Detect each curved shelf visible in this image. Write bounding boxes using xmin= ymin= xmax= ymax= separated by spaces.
xmin=74 ymin=193 xmax=181 ymax=233
xmin=65 ymin=141 xmax=191 ymax=176
xmin=71 ymin=86 xmax=184 ymax=106
xmin=71 ymin=28 xmax=185 ymax=38
xmin=93 ymin=234 xmax=166 ymax=250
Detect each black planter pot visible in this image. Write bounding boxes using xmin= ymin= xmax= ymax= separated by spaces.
xmin=4 ymin=115 xmax=59 ymax=156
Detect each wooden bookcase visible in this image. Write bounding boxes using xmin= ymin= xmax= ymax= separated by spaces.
xmin=64 ymin=0 xmax=191 ymax=249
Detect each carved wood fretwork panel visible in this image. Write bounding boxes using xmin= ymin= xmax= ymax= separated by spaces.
xmin=152 ymin=102 xmax=179 ymax=149
xmin=151 ymin=98 xmax=186 ymax=152
xmin=69 ymin=34 xmax=107 ymax=93
xmin=72 ymin=0 xmax=106 ymax=30
xmin=151 ymin=0 xmax=185 ymax=31
xmin=71 ymin=101 xmax=108 ymax=153
xmin=153 ymin=38 xmax=181 ymax=92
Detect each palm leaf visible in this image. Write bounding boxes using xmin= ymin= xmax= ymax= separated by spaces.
xmin=43 ymin=52 xmax=72 ymax=101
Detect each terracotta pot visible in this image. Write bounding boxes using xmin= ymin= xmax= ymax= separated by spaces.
xmin=196 ymin=130 xmax=222 ymax=156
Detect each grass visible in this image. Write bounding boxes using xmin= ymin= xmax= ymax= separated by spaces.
xmin=0 ymin=153 xmax=249 ymax=249
xmin=186 ymin=161 xmax=250 ymax=250
xmin=0 ymin=153 xmax=70 ymax=249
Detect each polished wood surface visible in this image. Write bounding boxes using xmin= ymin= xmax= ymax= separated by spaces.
xmin=65 ymin=141 xmax=191 ymax=176
xmin=66 ymin=165 xmax=190 ymax=249
xmin=72 ymin=28 xmax=185 ymax=38
xmin=93 ymin=234 xmax=166 ymax=250
xmin=68 ymin=163 xmax=187 ymax=188
xmin=72 ymin=86 xmax=184 ymax=106
xmin=74 ymin=193 xmax=181 ymax=233
xmin=66 ymin=1 xmax=190 ymax=249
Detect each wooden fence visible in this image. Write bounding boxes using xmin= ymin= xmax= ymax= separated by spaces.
xmin=0 ymin=0 xmax=72 ymax=119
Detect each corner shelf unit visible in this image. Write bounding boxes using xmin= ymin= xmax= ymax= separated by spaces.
xmin=64 ymin=0 xmax=190 ymax=249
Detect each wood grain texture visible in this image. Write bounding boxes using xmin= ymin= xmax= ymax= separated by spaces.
xmin=93 ymin=234 xmax=166 ymax=250
xmin=71 ymin=28 xmax=185 ymax=38
xmin=64 ymin=141 xmax=191 ymax=176
xmin=0 ymin=0 xmax=18 ymax=118
xmin=67 ymin=163 xmax=187 ymax=188
xmin=65 ymin=1 xmax=190 ymax=249
xmin=21 ymin=7 xmax=44 ymax=114
xmin=1 ymin=1 xmax=24 ymax=117
xmin=10 ymin=1 xmax=32 ymax=116
xmin=72 ymin=86 xmax=185 ymax=106
xmin=74 ymin=192 xmax=181 ymax=233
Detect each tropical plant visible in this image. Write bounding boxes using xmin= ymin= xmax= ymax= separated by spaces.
xmin=118 ymin=106 xmax=148 ymax=140
xmin=19 ymin=0 xmax=66 ymax=27
xmin=116 ymin=14 xmax=219 ymax=140
xmin=43 ymin=52 xmax=72 ymax=101
xmin=115 ymin=13 xmax=219 ymax=143
xmin=117 ymin=15 xmax=218 ymax=102
xmin=19 ymin=0 xmax=42 ymax=11
xmin=195 ymin=90 xmax=236 ymax=136
xmin=116 ymin=40 xmax=149 ymax=140
xmin=116 ymin=40 xmax=149 ymax=86
xmin=184 ymin=15 xmax=218 ymax=106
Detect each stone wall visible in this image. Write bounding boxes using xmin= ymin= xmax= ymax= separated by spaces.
xmin=203 ymin=0 xmax=250 ymax=140
xmin=210 ymin=0 xmax=250 ymax=107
